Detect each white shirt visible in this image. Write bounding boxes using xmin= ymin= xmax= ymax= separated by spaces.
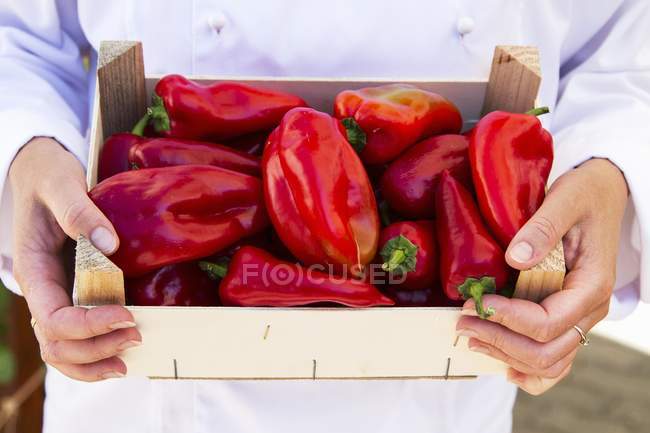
xmin=1 ymin=1 xmax=649 ymax=432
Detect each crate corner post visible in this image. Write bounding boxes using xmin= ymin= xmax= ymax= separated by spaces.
xmin=481 ymin=45 xmax=542 ymax=115
xmin=97 ymin=40 xmax=147 ymax=142
xmin=73 ymin=235 xmax=125 ymax=306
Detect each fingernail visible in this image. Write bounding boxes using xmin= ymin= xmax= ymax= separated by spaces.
xmin=461 ymin=308 xmax=478 ymax=316
xmin=118 ymin=339 xmax=142 ymax=351
xmin=509 ymin=241 xmax=533 ymax=263
xmin=90 ymin=226 xmax=117 ymax=254
xmin=109 ymin=321 xmax=137 ymax=330
xmin=101 ymin=371 xmax=125 ymax=380
xmin=469 ymin=345 xmax=490 ymax=355
xmin=456 ymin=329 xmax=479 ymax=339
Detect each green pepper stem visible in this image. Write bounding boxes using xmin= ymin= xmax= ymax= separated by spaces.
xmin=199 ymin=261 xmax=228 ymax=280
xmin=468 ymin=282 xmax=495 ymax=319
xmin=131 ymin=112 xmax=150 ymax=136
xmin=382 ymin=249 xmax=406 ymax=272
xmin=457 ymin=276 xmax=497 ymax=319
xmin=525 ymin=106 xmax=550 ymax=117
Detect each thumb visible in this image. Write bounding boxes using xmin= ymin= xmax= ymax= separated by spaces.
xmin=505 ymin=178 xmax=582 ymax=270
xmin=44 ymin=178 xmax=119 ymax=255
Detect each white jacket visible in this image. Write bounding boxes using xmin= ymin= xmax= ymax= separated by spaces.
xmin=1 ymin=1 xmax=649 ymax=432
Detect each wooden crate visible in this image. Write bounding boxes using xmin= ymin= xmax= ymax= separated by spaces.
xmin=74 ymin=42 xmax=565 ymax=379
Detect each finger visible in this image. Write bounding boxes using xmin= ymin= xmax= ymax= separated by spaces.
xmin=51 ymin=356 xmax=127 ymax=382
xmin=468 ymin=338 xmax=577 ymax=379
xmin=39 ymin=327 xmax=141 ymax=365
xmin=40 ymin=173 xmax=119 ymax=254
xmin=16 ymin=247 xmax=134 ymax=342
xmin=33 ymin=302 xmax=137 ymax=341
xmin=461 ymin=284 xmax=608 ymax=342
xmin=507 ymin=363 xmax=573 ymax=396
xmin=458 ymin=315 xmax=581 ymax=368
xmin=505 ymin=172 xmax=584 ymax=270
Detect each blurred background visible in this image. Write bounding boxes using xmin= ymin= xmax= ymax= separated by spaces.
xmin=1 ymin=283 xmax=648 ymax=433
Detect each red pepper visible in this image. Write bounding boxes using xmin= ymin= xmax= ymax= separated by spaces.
xmin=333 ymin=84 xmax=462 ymax=164
xmin=126 ymin=262 xmax=219 ymax=306
xmin=202 ymin=246 xmax=394 ymax=307
xmin=263 ymin=107 xmax=379 ymax=272
xmin=435 ymin=171 xmax=513 ymax=318
xmin=147 ymin=75 xmax=307 ymax=141
xmin=128 ymin=137 xmax=260 ymax=176
xmin=97 ymin=113 xmax=151 ymax=181
xmin=89 ymin=165 xmax=269 ymax=277
xmin=469 ymin=107 xmax=553 ymax=248
xmin=380 ymin=134 xmax=472 ymax=219
xmin=378 ymin=221 xmax=438 ymax=291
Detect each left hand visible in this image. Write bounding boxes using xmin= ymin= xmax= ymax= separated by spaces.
xmin=456 ymin=158 xmax=628 ymax=395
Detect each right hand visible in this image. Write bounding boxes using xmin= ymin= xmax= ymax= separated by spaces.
xmin=10 ymin=137 xmax=141 ymax=381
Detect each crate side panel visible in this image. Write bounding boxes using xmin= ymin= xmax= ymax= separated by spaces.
xmin=120 ymin=307 xmax=505 ymax=379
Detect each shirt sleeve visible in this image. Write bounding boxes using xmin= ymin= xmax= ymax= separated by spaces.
xmin=549 ymin=0 xmax=650 ymax=310
xmin=0 ymin=0 xmax=90 ymax=294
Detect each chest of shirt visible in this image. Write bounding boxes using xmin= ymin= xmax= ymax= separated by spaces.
xmin=75 ymin=0 xmax=593 ymax=80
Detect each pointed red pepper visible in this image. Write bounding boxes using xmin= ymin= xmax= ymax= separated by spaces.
xmin=147 ymin=75 xmax=307 ymax=141
xmin=262 ymin=107 xmax=379 ymax=272
xmin=378 ymin=221 xmax=438 ymax=291
xmin=202 ymin=246 xmax=394 ymax=307
xmin=90 ymin=165 xmax=269 ymax=277
xmin=126 ymin=262 xmax=219 ymax=306
xmin=333 ymin=84 xmax=462 ymax=164
xmin=380 ymin=134 xmax=471 ymax=219
xmin=128 ymin=137 xmax=260 ymax=176
xmin=469 ymin=107 xmax=553 ymax=248
xmin=435 ymin=171 xmax=513 ymax=318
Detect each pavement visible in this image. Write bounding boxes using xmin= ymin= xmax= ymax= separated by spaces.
xmin=513 ymin=334 xmax=650 ymax=433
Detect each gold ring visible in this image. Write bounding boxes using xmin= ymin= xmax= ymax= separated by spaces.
xmin=30 ymin=317 xmax=37 ymax=329
xmin=574 ymin=325 xmax=590 ymax=346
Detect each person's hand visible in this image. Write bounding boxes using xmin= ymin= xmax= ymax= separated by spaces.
xmin=10 ymin=137 xmax=140 ymax=381
xmin=456 ymin=158 xmax=628 ymax=395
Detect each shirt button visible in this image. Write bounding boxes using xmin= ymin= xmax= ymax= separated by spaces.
xmin=457 ymin=16 xmax=475 ymax=36
xmin=208 ymin=12 xmax=227 ymax=33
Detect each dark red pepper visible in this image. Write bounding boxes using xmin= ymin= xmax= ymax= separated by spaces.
xmin=435 ymin=171 xmax=513 ymax=318
xmin=381 ymin=286 xmax=461 ymax=307
xmin=126 ymin=262 xmax=219 ymax=306
xmin=334 ymin=84 xmax=462 ymax=164
xmin=263 ymin=107 xmax=379 ymax=272
xmin=128 ymin=137 xmax=260 ymax=176
xmin=90 ymin=165 xmax=269 ymax=277
xmin=224 ymin=130 xmax=271 ymax=156
xmin=98 ymin=133 xmax=143 ymax=182
xmin=469 ymin=107 xmax=553 ymax=248
xmin=202 ymin=246 xmax=394 ymax=307
xmin=97 ymin=113 xmax=150 ymax=181
xmin=380 ymin=134 xmax=471 ymax=219
xmin=147 ymin=75 xmax=307 ymax=141
xmin=378 ymin=221 xmax=438 ymax=291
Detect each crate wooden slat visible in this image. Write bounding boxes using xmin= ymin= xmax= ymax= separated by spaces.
xmin=73 ymin=43 xmax=565 ymax=379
